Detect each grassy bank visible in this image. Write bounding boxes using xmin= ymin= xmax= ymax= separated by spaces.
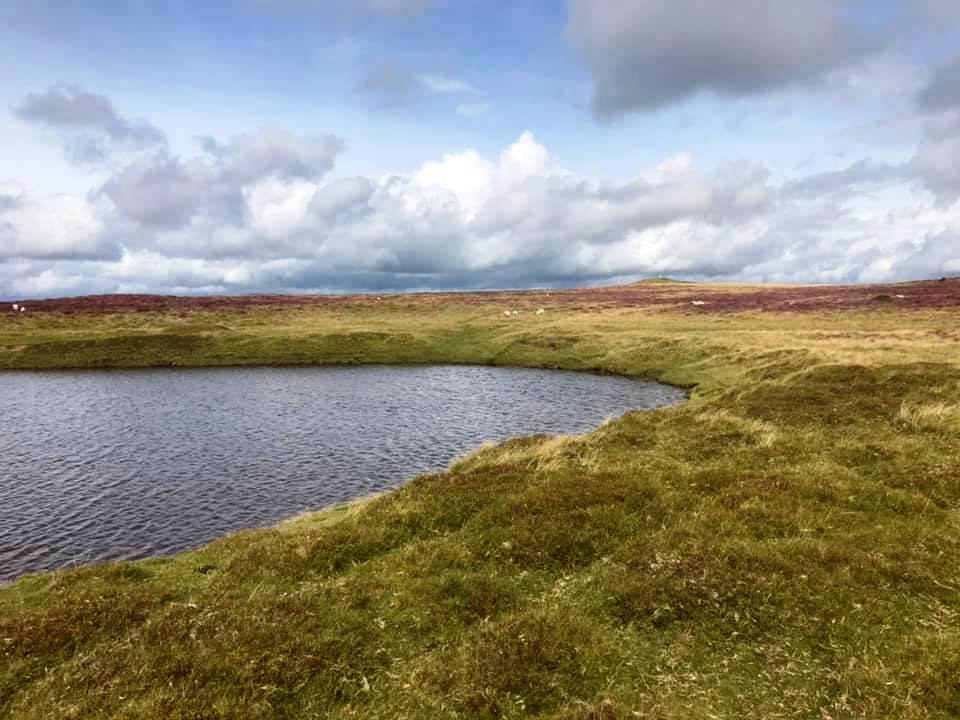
xmin=2 ymin=282 xmax=960 ymax=718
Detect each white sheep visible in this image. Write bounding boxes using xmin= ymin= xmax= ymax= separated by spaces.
xmin=691 ymin=300 xmax=707 ymax=306
xmin=536 ymin=308 xmax=545 ymax=316
xmin=894 ymin=294 xmax=906 ymax=299
xmin=12 ymin=304 xmax=18 ymax=311
xmin=503 ymin=310 xmax=512 ymax=317
xmin=19 ymin=306 xmax=25 ymax=313
xmin=511 ymin=310 xmax=519 ymax=317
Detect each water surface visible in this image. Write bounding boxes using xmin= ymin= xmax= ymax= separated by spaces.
xmin=0 ymin=365 xmax=684 ymax=581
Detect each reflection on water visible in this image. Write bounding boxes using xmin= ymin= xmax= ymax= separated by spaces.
xmin=0 ymin=365 xmax=685 ymax=580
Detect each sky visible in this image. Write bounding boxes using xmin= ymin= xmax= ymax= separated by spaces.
xmin=1 ymin=0 xmax=960 ymax=298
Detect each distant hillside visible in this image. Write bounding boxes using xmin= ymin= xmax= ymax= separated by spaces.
xmin=628 ymin=276 xmax=695 ymax=285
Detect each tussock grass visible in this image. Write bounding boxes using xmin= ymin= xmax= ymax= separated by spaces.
xmin=2 ymin=283 xmax=960 ymax=717
xmin=899 ymin=401 xmax=960 ymax=435
xmin=694 ymin=409 xmax=780 ymax=447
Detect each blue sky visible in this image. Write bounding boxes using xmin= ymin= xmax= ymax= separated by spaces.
xmin=1 ymin=0 xmax=959 ymax=297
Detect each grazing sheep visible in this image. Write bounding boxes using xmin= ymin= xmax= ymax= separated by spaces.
xmin=19 ymin=306 xmax=25 ymax=313
xmin=536 ymin=308 xmax=545 ymax=316
xmin=503 ymin=310 xmax=512 ymax=317
xmin=511 ymin=310 xmax=519 ymax=317
xmin=12 ymin=304 xmax=18 ymax=310
xmin=691 ymin=300 xmax=707 ymax=306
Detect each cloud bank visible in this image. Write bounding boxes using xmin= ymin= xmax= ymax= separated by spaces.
xmin=4 ymin=82 xmax=960 ymax=299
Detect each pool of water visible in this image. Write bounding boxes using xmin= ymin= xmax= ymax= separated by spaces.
xmin=0 ymin=365 xmax=685 ymax=581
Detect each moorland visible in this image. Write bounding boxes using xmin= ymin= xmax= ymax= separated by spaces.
xmin=2 ymin=278 xmax=959 ymax=718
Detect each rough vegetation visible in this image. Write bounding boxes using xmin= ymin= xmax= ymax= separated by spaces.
xmin=2 ymin=280 xmax=959 ymax=718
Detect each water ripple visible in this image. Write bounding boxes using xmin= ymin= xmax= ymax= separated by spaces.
xmin=0 ymin=365 xmax=684 ymax=581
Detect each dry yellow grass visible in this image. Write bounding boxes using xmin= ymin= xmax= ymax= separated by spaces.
xmin=899 ymin=400 xmax=960 ymax=434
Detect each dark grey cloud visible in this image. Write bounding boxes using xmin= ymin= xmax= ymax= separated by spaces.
xmin=0 ymin=190 xmax=20 ymax=213
xmin=204 ymin=130 xmax=343 ymax=184
xmin=569 ymin=0 xmax=876 ymax=116
xmin=310 ymin=177 xmax=374 ymax=220
xmin=895 ymin=228 xmax=960 ymax=279
xmin=14 ymin=86 xmax=166 ymax=163
xmin=101 ymin=129 xmax=344 ymax=231
xmin=918 ymin=55 xmax=960 ymax=111
xmin=100 ymin=155 xmax=213 ymax=230
xmin=781 ymin=160 xmax=906 ymax=200
xmin=915 ymin=0 xmax=960 ymax=22
xmin=198 ymin=135 xmax=220 ymax=154
xmin=249 ymin=261 xmax=666 ymax=295
xmin=911 ymin=110 xmax=960 ymax=204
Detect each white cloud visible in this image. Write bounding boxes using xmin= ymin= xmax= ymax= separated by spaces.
xmin=356 ymin=69 xmax=480 ymax=109
xmin=244 ymin=177 xmax=320 ymax=239
xmin=0 ymin=192 xmax=114 ymax=261
xmin=456 ymin=103 xmax=493 ymax=118
xmin=420 ymin=74 xmax=478 ymax=95
xmin=5 ymin=122 xmax=960 ymax=299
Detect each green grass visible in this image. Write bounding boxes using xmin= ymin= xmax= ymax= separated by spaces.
xmin=2 ymin=286 xmax=960 ymax=718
